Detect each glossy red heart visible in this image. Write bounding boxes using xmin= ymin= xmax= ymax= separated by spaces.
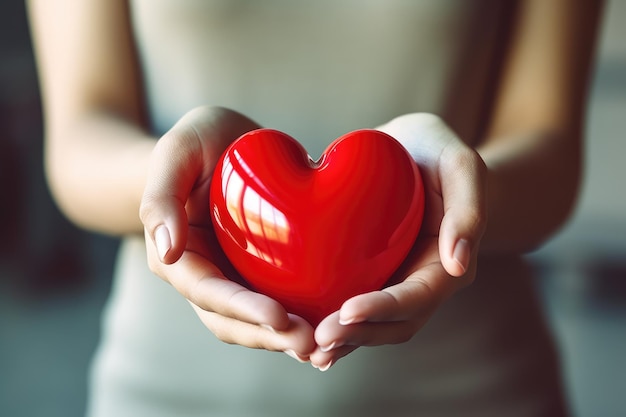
xmin=209 ymin=129 xmax=425 ymax=326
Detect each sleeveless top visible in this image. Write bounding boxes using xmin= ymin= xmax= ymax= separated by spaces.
xmin=86 ymin=2 xmax=570 ymax=416
xmin=130 ymin=0 xmax=507 ymax=150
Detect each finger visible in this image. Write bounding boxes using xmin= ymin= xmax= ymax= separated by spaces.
xmin=309 ymin=345 xmax=358 ymax=371
xmin=191 ymin=306 xmax=316 ymax=355
xmin=336 ymin=275 xmax=442 ymax=334
xmin=314 ymin=311 xmax=421 ymax=353
xmin=310 ymin=276 xmax=444 ymax=370
xmin=438 ymin=142 xmax=488 ymax=276
xmin=139 ymin=111 xmax=207 ymax=264
xmin=161 ymin=247 xmax=292 ymax=331
xmin=377 ymin=114 xmax=487 ymax=277
xmin=139 ymin=106 xmax=260 ymax=264
xmin=339 ymin=279 xmax=439 ymax=325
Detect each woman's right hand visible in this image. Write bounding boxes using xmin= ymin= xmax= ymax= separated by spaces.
xmin=139 ymin=106 xmax=316 ymax=362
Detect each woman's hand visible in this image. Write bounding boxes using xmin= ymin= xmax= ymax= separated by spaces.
xmin=310 ymin=113 xmax=488 ymax=370
xmin=140 ymin=106 xmax=316 ymax=362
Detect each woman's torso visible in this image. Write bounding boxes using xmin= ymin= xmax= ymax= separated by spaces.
xmin=86 ymin=2 xmax=568 ymax=416
xmin=130 ymin=0 xmax=510 ymax=155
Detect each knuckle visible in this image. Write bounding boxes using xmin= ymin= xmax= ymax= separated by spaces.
xmin=447 ymin=146 xmax=483 ymax=172
xmin=464 ymin=203 xmax=487 ymax=233
xmin=138 ymin=196 xmax=153 ymax=224
xmin=198 ymin=311 xmax=238 ymax=345
xmin=469 ymin=201 xmax=488 ymax=236
xmin=389 ymin=112 xmax=444 ymax=130
xmin=214 ymin=329 xmax=235 ymax=345
xmin=187 ymin=273 xmax=230 ymax=314
xmin=207 ymin=322 xmax=234 ymax=344
xmin=186 ymin=276 xmax=209 ymax=310
xmin=138 ymin=193 xmax=165 ymax=227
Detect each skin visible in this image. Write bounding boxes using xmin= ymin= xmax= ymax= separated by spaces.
xmin=28 ymin=0 xmax=603 ymax=370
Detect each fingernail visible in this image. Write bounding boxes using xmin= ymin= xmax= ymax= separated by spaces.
xmin=339 ymin=317 xmax=356 ymax=326
xmin=318 ymin=360 xmax=334 ymax=372
xmin=155 ymin=225 xmax=171 ymax=261
xmin=453 ymin=238 xmax=470 ymax=275
xmin=284 ymin=349 xmax=308 ymax=363
xmin=320 ymin=341 xmax=338 ymax=353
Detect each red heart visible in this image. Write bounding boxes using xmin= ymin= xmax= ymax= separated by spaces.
xmin=210 ymin=129 xmax=425 ymax=326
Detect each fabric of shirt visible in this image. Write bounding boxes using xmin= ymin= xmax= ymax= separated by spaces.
xmin=86 ymin=2 xmax=570 ymax=416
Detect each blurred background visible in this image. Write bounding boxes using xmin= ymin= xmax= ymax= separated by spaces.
xmin=1 ymin=1 xmax=624 ymax=417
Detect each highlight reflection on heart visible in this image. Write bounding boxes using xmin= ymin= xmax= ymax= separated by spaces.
xmin=210 ymin=128 xmax=425 ymax=325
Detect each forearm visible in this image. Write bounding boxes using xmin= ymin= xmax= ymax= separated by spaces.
xmin=46 ymin=111 xmax=156 ymax=236
xmin=27 ymin=0 xmax=155 ymax=235
xmin=477 ymin=128 xmax=582 ymax=254
xmin=473 ymin=0 xmax=601 ymax=255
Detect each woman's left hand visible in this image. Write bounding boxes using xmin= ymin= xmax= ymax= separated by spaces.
xmin=310 ymin=113 xmax=488 ymax=370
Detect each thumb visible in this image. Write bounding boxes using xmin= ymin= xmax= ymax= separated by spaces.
xmin=438 ymin=143 xmax=488 ymax=277
xmin=139 ymin=118 xmax=202 ymax=264
xmin=139 ymin=106 xmax=261 ymax=264
xmin=376 ymin=113 xmax=488 ymax=277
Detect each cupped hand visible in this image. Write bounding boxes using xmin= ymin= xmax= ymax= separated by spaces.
xmin=310 ymin=113 xmax=488 ymax=370
xmin=140 ymin=106 xmax=316 ymax=361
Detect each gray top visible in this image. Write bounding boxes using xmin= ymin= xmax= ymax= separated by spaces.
xmin=130 ymin=0 xmax=504 ymax=155
xmin=86 ymin=2 xmax=569 ymax=416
